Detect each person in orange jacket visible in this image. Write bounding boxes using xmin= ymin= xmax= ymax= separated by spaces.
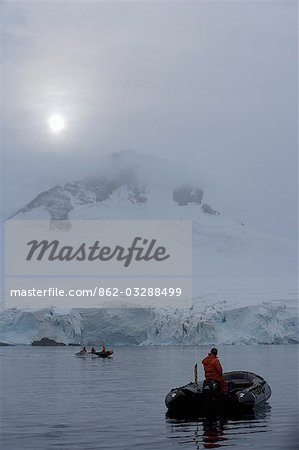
xmin=202 ymin=348 xmax=228 ymax=394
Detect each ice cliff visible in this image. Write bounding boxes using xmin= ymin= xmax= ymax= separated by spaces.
xmin=0 ymin=301 xmax=297 ymax=346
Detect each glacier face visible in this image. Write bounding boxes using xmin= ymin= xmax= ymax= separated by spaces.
xmin=2 ymin=150 xmax=298 ymax=345
xmin=0 ymin=301 xmax=297 ymax=346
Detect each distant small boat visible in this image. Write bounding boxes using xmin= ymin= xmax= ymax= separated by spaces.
xmin=75 ymin=350 xmax=113 ymax=358
xmin=165 ymin=371 xmax=271 ymax=415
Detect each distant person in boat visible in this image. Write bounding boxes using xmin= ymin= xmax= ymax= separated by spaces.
xmin=100 ymin=345 xmax=106 ymax=353
xmin=80 ymin=346 xmax=87 ymax=353
xmin=91 ymin=347 xmax=96 ymax=354
xmin=202 ymin=348 xmax=228 ymax=394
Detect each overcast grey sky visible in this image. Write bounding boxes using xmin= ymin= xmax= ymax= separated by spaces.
xmin=1 ymin=0 xmax=297 ymax=238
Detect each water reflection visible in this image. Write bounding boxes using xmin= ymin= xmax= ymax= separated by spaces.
xmin=166 ymin=404 xmax=271 ymax=449
xmin=200 ymin=418 xmax=227 ymax=448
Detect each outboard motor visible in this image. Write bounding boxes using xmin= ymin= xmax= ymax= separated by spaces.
xmin=202 ymin=380 xmax=220 ymax=404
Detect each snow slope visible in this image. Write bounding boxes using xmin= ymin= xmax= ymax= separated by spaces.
xmin=1 ymin=150 xmax=297 ymax=344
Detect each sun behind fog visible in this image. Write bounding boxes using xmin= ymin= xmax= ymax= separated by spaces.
xmin=48 ymin=114 xmax=65 ymax=133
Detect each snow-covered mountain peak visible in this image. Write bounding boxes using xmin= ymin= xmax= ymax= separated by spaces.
xmin=10 ymin=149 xmax=220 ymax=222
xmin=4 ymin=149 xmax=296 ymax=290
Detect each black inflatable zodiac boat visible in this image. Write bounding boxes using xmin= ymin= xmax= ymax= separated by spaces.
xmin=165 ymin=371 xmax=271 ymax=415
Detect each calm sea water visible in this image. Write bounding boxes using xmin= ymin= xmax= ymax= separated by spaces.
xmin=0 ymin=345 xmax=298 ymax=450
